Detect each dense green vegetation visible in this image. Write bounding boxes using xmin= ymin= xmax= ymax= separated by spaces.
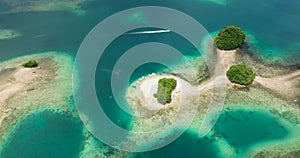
xmin=226 ymin=65 xmax=255 ymax=85
xmin=214 ymin=26 xmax=246 ymax=50
xmin=23 ymin=60 xmax=38 ymax=68
xmin=154 ymin=78 xmax=177 ymax=104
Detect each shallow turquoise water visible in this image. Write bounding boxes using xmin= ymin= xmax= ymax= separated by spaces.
xmin=0 ymin=0 xmax=299 ymax=157
xmin=137 ymin=131 xmax=222 ymax=158
xmin=0 ymin=111 xmax=84 ymax=158
xmin=136 ymin=108 xmax=289 ymax=157
xmin=213 ymin=108 xmax=289 ymax=156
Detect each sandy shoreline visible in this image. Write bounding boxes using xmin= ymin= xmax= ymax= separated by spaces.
xmin=139 ymin=74 xmax=182 ymax=110
xmin=129 ymin=74 xmax=200 ymax=111
xmin=127 ymin=45 xmax=300 ymax=113
xmin=125 ymin=43 xmax=300 ymax=156
xmin=0 ymin=52 xmax=74 ymax=141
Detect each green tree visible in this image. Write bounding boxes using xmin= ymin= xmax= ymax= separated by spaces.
xmin=214 ymin=26 xmax=246 ymax=50
xmin=23 ymin=60 xmax=38 ymax=68
xmin=154 ymin=78 xmax=177 ymax=104
xmin=226 ymin=65 xmax=255 ymax=85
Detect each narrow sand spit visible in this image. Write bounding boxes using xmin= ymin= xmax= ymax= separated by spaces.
xmin=217 ymin=49 xmax=237 ymax=71
xmin=255 ymin=70 xmax=300 ymax=100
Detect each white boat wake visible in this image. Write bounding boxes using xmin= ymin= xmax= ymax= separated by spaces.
xmin=126 ymin=29 xmax=171 ymax=35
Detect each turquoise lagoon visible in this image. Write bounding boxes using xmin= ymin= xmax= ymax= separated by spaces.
xmin=0 ymin=0 xmax=299 ymax=157
xmin=0 ymin=107 xmax=291 ymax=157
xmin=213 ymin=108 xmax=289 ymax=157
xmin=137 ymin=131 xmax=222 ymax=158
xmin=0 ymin=111 xmax=84 ymax=158
xmin=135 ymin=108 xmax=290 ymax=157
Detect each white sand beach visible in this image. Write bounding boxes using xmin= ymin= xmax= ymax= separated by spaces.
xmin=130 ymin=74 xmax=199 ymax=111
xmin=139 ymin=75 xmax=181 ymax=110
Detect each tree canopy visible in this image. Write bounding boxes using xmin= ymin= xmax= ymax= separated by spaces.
xmin=154 ymin=78 xmax=177 ymax=104
xmin=23 ymin=60 xmax=38 ymax=68
xmin=214 ymin=26 xmax=246 ymax=50
xmin=226 ymin=64 xmax=255 ymax=85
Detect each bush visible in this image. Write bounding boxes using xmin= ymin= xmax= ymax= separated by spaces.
xmin=226 ymin=65 xmax=255 ymax=85
xmin=154 ymin=78 xmax=177 ymax=104
xmin=23 ymin=60 xmax=38 ymax=68
xmin=214 ymin=26 xmax=246 ymax=50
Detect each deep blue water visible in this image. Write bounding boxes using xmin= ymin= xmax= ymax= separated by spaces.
xmin=0 ymin=0 xmax=299 ymax=157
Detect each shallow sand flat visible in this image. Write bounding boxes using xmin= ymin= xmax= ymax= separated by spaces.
xmin=255 ymin=70 xmax=300 ymax=100
xmin=0 ymin=52 xmax=74 ymax=141
xmin=0 ymin=0 xmax=88 ymax=15
xmin=0 ymin=68 xmax=38 ymax=126
xmin=0 ymin=28 xmax=21 ymax=40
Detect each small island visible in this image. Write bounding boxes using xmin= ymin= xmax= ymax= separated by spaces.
xmin=226 ymin=64 xmax=255 ymax=86
xmin=125 ymin=25 xmax=300 ymax=156
xmin=0 ymin=52 xmax=74 ymax=142
xmin=214 ymin=25 xmax=246 ymax=50
xmin=154 ymin=78 xmax=177 ymax=104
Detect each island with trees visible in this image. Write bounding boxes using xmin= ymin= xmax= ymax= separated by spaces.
xmin=214 ymin=25 xmax=246 ymax=50
xmin=226 ymin=64 xmax=255 ymax=85
xmin=154 ymin=78 xmax=177 ymax=104
xmin=125 ymin=24 xmax=300 ymax=158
